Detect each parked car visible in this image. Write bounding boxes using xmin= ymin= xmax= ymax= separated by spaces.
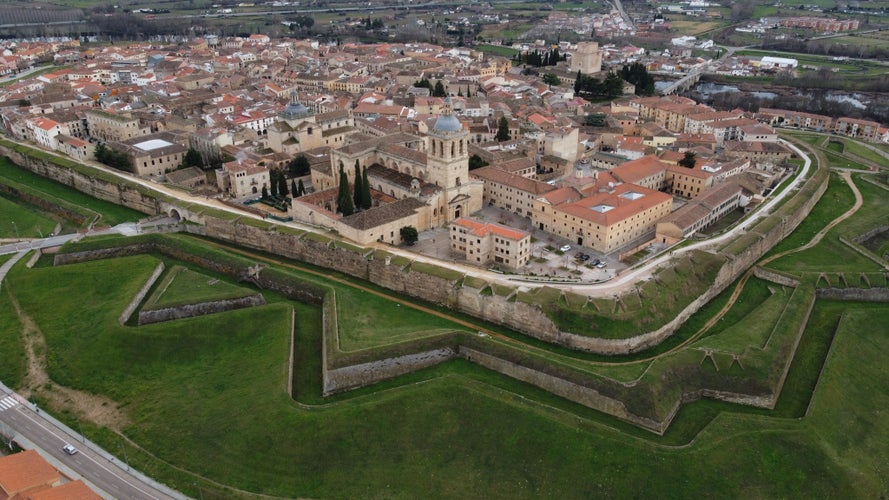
xmin=62 ymin=444 xmax=78 ymax=455
xmin=596 ymin=262 xmax=606 ymax=269
xmin=580 ymin=254 xmax=591 ymax=261
xmin=590 ymin=258 xmax=600 ymax=266
xmin=560 ymin=245 xmax=571 ymax=252
xmin=574 ymin=252 xmax=584 ymax=259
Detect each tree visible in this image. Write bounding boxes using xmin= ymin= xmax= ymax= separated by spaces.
xmin=353 ymin=160 xmax=363 ymax=209
xmin=543 ymin=73 xmax=561 ymax=86
xmin=94 ymin=143 xmax=132 ymax=172
xmin=400 ymin=226 xmax=418 ymax=245
xmin=495 ymin=116 xmax=510 ymax=142
xmin=604 ymin=71 xmax=624 ymax=98
xmin=289 ymin=154 xmax=310 ymax=176
xmin=360 ymin=166 xmax=372 ymax=209
xmin=620 ymin=62 xmax=655 ymax=96
xmin=336 ymin=163 xmax=354 ymax=216
xmin=278 ymin=171 xmax=289 ymax=197
xmin=469 ymin=154 xmax=489 ymax=170
xmin=297 ymin=179 xmax=306 ymax=197
xmin=433 ymin=80 xmax=446 ymax=97
xmin=183 ymin=148 xmax=202 ymax=168
xmin=679 ymin=151 xmax=696 ymax=169
xmin=574 ymin=70 xmax=583 ymax=93
xmin=261 ymin=185 xmax=269 ymax=199
xmin=269 ymin=169 xmax=279 ymax=197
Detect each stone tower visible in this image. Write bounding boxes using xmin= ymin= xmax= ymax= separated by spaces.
xmin=425 ymin=102 xmax=469 ymax=190
xmin=425 ymin=100 xmax=483 ymax=223
xmin=570 ymin=41 xmax=602 ymax=75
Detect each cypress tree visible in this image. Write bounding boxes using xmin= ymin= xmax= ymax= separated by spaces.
xmin=353 ymin=160 xmax=363 ymax=209
xmin=337 ymin=163 xmax=354 ymax=216
xmin=291 ymin=179 xmax=298 ymax=196
xmin=297 ymin=179 xmax=306 ymax=197
xmin=360 ymin=166 xmax=372 ymax=209
xmin=278 ymin=172 xmax=289 ymax=197
xmin=269 ymin=169 xmax=279 ymax=197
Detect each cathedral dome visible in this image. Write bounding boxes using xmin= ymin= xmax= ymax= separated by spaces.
xmin=281 ymin=102 xmax=309 ymax=120
xmin=432 ymin=113 xmax=462 ymax=133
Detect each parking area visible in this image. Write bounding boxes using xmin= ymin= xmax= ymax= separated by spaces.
xmin=411 ymin=206 xmax=628 ymax=283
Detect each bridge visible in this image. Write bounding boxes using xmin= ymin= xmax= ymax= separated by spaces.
xmin=658 ymin=70 xmax=703 ymax=95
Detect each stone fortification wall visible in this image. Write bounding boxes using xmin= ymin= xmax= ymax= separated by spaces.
xmin=816 ymin=287 xmax=889 ymax=302
xmin=753 ymin=267 xmax=801 ymax=287
xmin=119 ymin=262 xmax=165 ymax=325
xmin=138 ymin=295 xmax=266 ymax=325
xmin=8 ymin=140 xmax=827 ymax=355
xmin=457 ymin=346 xmax=665 ymax=430
xmin=0 ymin=182 xmax=90 ymax=225
xmin=0 ymin=146 xmax=161 ymax=216
xmin=324 ymin=348 xmax=457 ymax=395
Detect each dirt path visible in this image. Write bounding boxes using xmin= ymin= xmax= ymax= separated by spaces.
xmin=5 ymin=286 xmax=130 ymax=430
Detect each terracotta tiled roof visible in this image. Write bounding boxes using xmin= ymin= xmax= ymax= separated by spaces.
xmin=27 ymin=480 xmax=102 ymax=500
xmin=470 ymin=166 xmax=555 ymax=196
xmin=0 ymin=450 xmax=61 ymax=496
xmin=452 ymin=217 xmax=529 ymax=241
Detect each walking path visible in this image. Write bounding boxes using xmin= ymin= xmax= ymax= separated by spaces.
xmin=1 ymin=136 xmax=811 ymax=299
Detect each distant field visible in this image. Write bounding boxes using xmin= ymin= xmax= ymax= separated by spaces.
xmin=737 ymin=49 xmax=887 ymax=77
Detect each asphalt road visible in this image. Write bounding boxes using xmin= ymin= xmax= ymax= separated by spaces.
xmin=0 ymin=392 xmax=178 ymax=499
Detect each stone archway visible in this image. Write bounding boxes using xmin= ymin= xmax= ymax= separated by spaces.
xmin=169 ymin=209 xmax=182 ymax=222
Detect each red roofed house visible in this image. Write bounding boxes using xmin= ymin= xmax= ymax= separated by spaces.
xmin=0 ymin=450 xmax=61 ymax=499
xmin=26 ymin=480 xmax=102 ymax=500
xmin=450 ymin=216 xmax=531 ymax=270
xmin=27 ymin=117 xmax=66 ymax=151
xmin=532 ymin=181 xmax=673 ymax=254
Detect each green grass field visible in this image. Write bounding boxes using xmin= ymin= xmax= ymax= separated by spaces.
xmin=0 ymin=157 xmax=141 ymax=226
xmin=4 ymin=250 xmax=886 ymax=498
xmin=144 ymin=266 xmax=256 ymax=310
xmin=0 ymin=127 xmax=885 ymax=497
xmin=0 ymin=285 xmax=27 ymax=389
xmin=0 ymin=195 xmax=58 ymax=238
xmin=768 ymin=173 xmax=885 ymax=274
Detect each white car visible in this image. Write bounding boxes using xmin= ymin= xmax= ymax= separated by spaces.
xmin=559 ymin=245 xmax=571 ymax=252
xmin=62 ymin=444 xmax=78 ymax=455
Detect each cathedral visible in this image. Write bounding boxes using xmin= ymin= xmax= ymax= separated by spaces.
xmin=290 ymin=103 xmax=483 ymax=245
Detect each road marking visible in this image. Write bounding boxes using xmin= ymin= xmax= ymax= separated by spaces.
xmin=0 ymin=396 xmax=18 ymax=411
xmin=13 ymin=409 xmax=162 ymax=500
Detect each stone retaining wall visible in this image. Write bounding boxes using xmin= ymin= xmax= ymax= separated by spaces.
xmin=138 ymin=294 xmax=266 ymax=325
xmin=816 ymin=287 xmax=889 ymax=302
xmin=0 ymin=182 xmax=90 ymax=225
xmin=119 ymin=262 xmax=165 ymax=325
xmin=323 ymin=348 xmax=457 ymax=395
xmin=754 ymin=267 xmax=801 ymax=287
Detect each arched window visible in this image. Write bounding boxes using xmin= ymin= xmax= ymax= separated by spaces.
xmin=459 ymin=140 xmax=463 ymax=155
xmin=451 ymin=142 xmax=455 ymax=156
xmin=431 ymin=141 xmax=435 ymax=155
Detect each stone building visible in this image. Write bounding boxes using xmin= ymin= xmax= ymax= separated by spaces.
xmin=86 ymin=109 xmax=149 ymax=142
xmin=111 ymin=132 xmax=189 ymax=177
xmin=217 ymin=158 xmax=270 ymax=198
xmin=570 ymin=41 xmax=603 ymax=75
xmin=656 ymin=182 xmax=744 ymax=245
xmin=293 ymin=104 xmax=484 ymax=244
xmin=532 ymin=182 xmax=673 ymax=254
xmin=450 ymin=216 xmax=531 ymax=271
